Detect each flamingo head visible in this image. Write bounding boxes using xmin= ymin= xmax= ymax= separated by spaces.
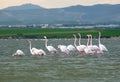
xmin=78 ymin=33 xmax=80 ymax=36
xmin=73 ymin=34 xmax=76 ymax=37
xmin=27 ymin=40 xmax=31 ymax=43
xmin=89 ymin=34 xmax=92 ymax=37
xmin=87 ymin=34 xmax=90 ymax=37
xmin=44 ymin=36 xmax=47 ymax=39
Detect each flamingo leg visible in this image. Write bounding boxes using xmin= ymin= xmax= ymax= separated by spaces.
xmin=63 ymin=52 xmax=67 ymax=57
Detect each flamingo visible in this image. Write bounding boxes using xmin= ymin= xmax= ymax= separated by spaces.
xmin=73 ymin=34 xmax=85 ymax=56
xmin=67 ymin=44 xmax=76 ymax=55
xmin=28 ymin=40 xmax=46 ymax=56
xmin=67 ymin=44 xmax=76 ymax=52
xmin=84 ymin=34 xmax=93 ymax=54
xmin=98 ymin=32 xmax=108 ymax=52
xmin=89 ymin=34 xmax=101 ymax=54
xmin=58 ymin=45 xmax=69 ymax=56
xmin=44 ymin=36 xmax=58 ymax=54
xmin=12 ymin=49 xmax=25 ymax=57
xmin=78 ymin=33 xmax=86 ymax=54
xmin=67 ymin=37 xmax=76 ymax=54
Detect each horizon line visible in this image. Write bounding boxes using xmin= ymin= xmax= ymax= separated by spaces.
xmin=0 ymin=3 xmax=120 ymax=10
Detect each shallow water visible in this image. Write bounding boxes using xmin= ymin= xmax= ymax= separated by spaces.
xmin=0 ymin=38 xmax=120 ymax=82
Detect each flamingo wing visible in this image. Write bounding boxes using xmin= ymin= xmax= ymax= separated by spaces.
xmin=76 ymin=45 xmax=86 ymax=52
xmin=59 ymin=45 xmax=69 ymax=54
xmin=99 ymin=44 xmax=108 ymax=51
xmin=38 ymin=49 xmax=46 ymax=56
xmin=67 ymin=45 xmax=76 ymax=51
xmin=47 ymin=46 xmax=57 ymax=51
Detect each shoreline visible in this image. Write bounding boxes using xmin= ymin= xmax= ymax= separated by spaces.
xmin=0 ymin=36 xmax=120 ymax=39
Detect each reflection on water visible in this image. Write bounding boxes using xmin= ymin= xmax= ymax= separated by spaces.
xmin=0 ymin=38 xmax=120 ymax=82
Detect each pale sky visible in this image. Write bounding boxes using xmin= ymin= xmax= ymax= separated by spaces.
xmin=0 ymin=0 xmax=120 ymax=9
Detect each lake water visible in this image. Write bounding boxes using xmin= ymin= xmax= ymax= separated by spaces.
xmin=0 ymin=38 xmax=120 ymax=82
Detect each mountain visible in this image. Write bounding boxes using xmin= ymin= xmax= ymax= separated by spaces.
xmin=3 ymin=3 xmax=44 ymax=10
xmin=0 ymin=4 xmax=120 ymax=25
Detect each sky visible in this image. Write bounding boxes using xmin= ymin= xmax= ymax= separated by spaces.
xmin=0 ymin=0 xmax=120 ymax=9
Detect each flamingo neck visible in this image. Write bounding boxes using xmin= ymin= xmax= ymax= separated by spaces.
xmin=45 ymin=38 xmax=48 ymax=47
xmin=28 ymin=41 xmax=32 ymax=53
xmin=87 ymin=36 xmax=90 ymax=46
xmin=98 ymin=32 xmax=101 ymax=45
xmin=74 ymin=35 xmax=77 ymax=47
xmin=30 ymin=42 xmax=32 ymax=50
xmin=78 ymin=34 xmax=81 ymax=45
xmin=90 ymin=35 xmax=93 ymax=46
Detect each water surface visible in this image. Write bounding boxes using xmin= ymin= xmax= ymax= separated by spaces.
xmin=0 ymin=38 xmax=120 ymax=82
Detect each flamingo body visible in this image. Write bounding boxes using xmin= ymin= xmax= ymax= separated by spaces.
xmin=99 ymin=43 xmax=108 ymax=51
xmin=46 ymin=46 xmax=58 ymax=53
xmin=58 ymin=45 xmax=69 ymax=56
xmin=78 ymin=45 xmax=86 ymax=52
xmin=28 ymin=40 xmax=46 ymax=56
xmin=67 ymin=44 xmax=76 ymax=51
xmin=44 ymin=36 xmax=58 ymax=54
xmin=84 ymin=46 xmax=93 ymax=54
xmin=98 ymin=32 xmax=108 ymax=52
xmin=12 ymin=49 xmax=25 ymax=56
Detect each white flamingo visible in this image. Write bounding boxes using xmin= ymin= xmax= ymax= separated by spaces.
xmin=78 ymin=33 xmax=86 ymax=54
xmin=67 ymin=37 xmax=76 ymax=53
xmin=89 ymin=34 xmax=101 ymax=54
xmin=44 ymin=36 xmax=58 ymax=54
xmin=28 ymin=40 xmax=46 ymax=56
xmin=73 ymin=34 xmax=85 ymax=55
xmin=67 ymin=44 xmax=76 ymax=52
xmin=98 ymin=32 xmax=108 ymax=51
xmin=58 ymin=45 xmax=69 ymax=56
xmin=12 ymin=49 xmax=25 ymax=57
xmin=84 ymin=34 xmax=93 ymax=54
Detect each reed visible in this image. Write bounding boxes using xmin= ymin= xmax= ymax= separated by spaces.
xmin=0 ymin=28 xmax=120 ymax=39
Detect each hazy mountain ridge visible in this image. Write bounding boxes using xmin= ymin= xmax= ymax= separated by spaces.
xmin=0 ymin=4 xmax=120 ymax=25
xmin=3 ymin=3 xmax=45 ymax=10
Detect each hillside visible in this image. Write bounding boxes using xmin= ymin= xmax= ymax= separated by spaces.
xmin=0 ymin=4 xmax=120 ymax=25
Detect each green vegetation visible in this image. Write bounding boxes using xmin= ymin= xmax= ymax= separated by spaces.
xmin=0 ymin=28 xmax=120 ymax=39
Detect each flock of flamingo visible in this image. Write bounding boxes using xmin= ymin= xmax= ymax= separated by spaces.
xmin=12 ymin=32 xmax=108 ymax=57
